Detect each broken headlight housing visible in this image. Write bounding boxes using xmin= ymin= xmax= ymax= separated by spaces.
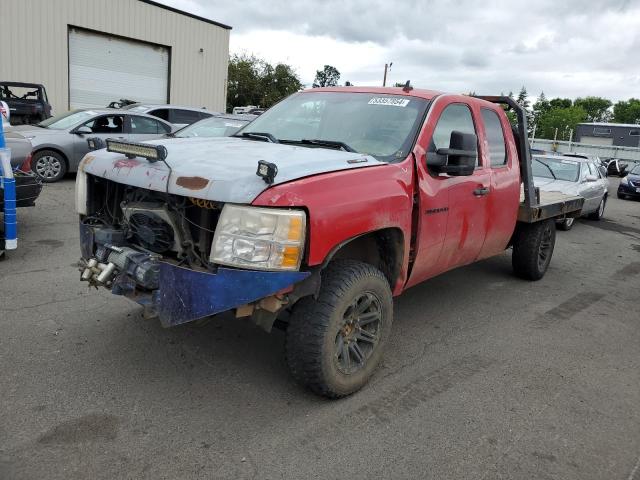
xmin=210 ymin=204 xmax=306 ymax=271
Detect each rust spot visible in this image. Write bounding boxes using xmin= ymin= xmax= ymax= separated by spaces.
xmin=176 ymin=176 xmax=209 ymax=190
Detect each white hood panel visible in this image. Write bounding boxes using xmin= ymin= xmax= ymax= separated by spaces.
xmin=81 ymin=137 xmax=385 ymax=203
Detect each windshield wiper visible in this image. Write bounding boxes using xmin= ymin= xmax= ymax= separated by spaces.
xmin=282 ymin=139 xmax=357 ymax=152
xmin=535 ymin=160 xmax=557 ymax=180
xmin=236 ymin=132 xmax=279 ymax=143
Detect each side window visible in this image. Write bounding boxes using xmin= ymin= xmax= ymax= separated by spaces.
xmin=130 ymin=116 xmax=164 ymax=134
xmin=84 ymin=115 xmax=124 ymax=134
xmin=199 ymin=111 xmax=213 ymax=120
xmin=170 ymin=109 xmax=203 ymax=125
xmin=588 ymin=162 xmax=601 ymax=178
xmin=149 ymin=109 xmax=169 ymax=121
xmin=428 ymin=103 xmax=478 ymax=166
xmin=580 ymin=163 xmax=590 ymax=181
xmin=481 ymin=109 xmax=507 ymax=166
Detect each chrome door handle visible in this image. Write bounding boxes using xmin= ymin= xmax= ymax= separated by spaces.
xmin=473 ymin=187 xmax=490 ymax=196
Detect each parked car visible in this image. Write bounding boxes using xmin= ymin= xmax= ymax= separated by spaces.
xmin=76 ymin=89 xmax=584 ymax=397
xmin=106 ymin=98 xmax=138 ymax=109
xmin=123 ymin=104 xmax=215 ymax=128
xmin=533 ymin=154 xmax=608 ymax=230
xmin=0 ymin=82 xmax=52 ymax=125
xmin=0 ymin=133 xmax=42 ymax=208
xmin=617 ymin=163 xmax=640 ymax=200
xmin=10 ymin=109 xmax=175 ymax=182
xmin=172 ymin=114 xmax=256 ymax=138
xmin=562 ymin=152 xmax=607 ymax=177
xmin=606 ymin=158 xmax=630 ymax=177
xmin=232 ymin=105 xmax=259 ymax=115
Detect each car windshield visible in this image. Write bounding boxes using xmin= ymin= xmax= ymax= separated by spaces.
xmin=533 ymin=157 xmax=580 ymax=182
xmin=238 ymin=92 xmax=429 ymax=162
xmin=176 ymin=117 xmax=249 ymax=138
xmin=38 ymin=110 xmax=96 ymax=130
xmin=631 ymin=164 xmax=640 ymax=175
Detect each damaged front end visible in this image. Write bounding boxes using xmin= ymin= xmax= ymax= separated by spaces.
xmin=77 ymin=171 xmax=311 ymax=329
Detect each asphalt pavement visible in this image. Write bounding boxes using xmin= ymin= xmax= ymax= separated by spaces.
xmin=1 ymin=177 xmax=639 ymax=480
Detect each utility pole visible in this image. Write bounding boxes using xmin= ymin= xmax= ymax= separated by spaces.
xmin=382 ymin=62 xmax=393 ymax=87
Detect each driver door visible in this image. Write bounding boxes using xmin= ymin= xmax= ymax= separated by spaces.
xmin=406 ymin=97 xmax=491 ymax=288
xmin=73 ymin=114 xmax=127 ymax=163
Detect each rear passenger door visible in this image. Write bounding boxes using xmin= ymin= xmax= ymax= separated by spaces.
xmin=127 ymin=115 xmax=171 ymax=141
xmin=477 ymin=108 xmax=521 ymax=259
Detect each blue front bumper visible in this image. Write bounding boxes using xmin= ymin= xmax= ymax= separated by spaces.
xmin=153 ymin=263 xmax=309 ymax=327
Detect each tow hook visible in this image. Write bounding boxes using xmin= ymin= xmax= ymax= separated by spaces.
xmin=79 ymin=258 xmax=117 ymax=288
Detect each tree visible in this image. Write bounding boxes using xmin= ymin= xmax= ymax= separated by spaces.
xmin=536 ymin=106 xmax=587 ymax=140
xmin=548 ymin=98 xmax=572 ymax=110
xmin=516 ymin=86 xmax=530 ymax=110
xmin=612 ymin=98 xmax=640 ymax=124
xmin=573 ymin=96 xmax=612 ymax=122
xmin=313 ymin=65 xmax=340 ymax=88
xmin=531 ymin=91 xmax=551 ymax=132
xmin=227 ymin=54 xmax=302 ymax=112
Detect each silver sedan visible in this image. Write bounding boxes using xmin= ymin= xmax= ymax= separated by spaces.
xmin=9 ymin=109 xmax=175 ymax=182
xmin=533 ymin=155 xmax=609 ymax=231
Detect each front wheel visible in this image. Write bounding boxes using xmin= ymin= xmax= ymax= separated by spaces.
xmin=32 ymin=150 xmax=67 ymax=182
xmin=512 ymin=219 xmax=556 ymax=281
xmin=556 ymin=217 xmax=575 ymax=231
xmin=285 ymin=260 xmax=393 ymax=398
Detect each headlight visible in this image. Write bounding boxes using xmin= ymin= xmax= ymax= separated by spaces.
xmin=210 ymin=204 xmax=306 ymax=271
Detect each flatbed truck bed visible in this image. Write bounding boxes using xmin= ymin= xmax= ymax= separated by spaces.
xmin=518 ymin=190 xmax=584 ymax=223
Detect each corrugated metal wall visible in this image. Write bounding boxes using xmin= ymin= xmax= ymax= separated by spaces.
xmin=0 ymin=0 xmax=230 ymax=114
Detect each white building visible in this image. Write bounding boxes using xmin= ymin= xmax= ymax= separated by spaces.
xmin=0 ymin=0 xmax=231 ymax=114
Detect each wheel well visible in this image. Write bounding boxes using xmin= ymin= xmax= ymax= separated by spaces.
xmin=33 ymin=147 xmax=69 ymax=169
xmin=326 ymin=228 xmax=404 ymax=288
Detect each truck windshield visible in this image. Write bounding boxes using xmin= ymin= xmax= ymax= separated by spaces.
xmin=532 ymin=157 xmax=580 ymax=182
xmin=238 ymin=92 xmax=429 ymax=162
xmin=38 ymin=110 xmax=96 ymax=129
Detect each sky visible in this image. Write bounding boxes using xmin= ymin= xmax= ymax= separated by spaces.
xmin=160 ymin=0 xmax=640 ymax=102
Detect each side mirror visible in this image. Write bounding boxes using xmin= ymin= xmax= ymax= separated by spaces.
xmin=429 ymin=131 xmax=477 ymax=176
xmin=585 ymin=174 xmax=598 ymax=182
xmin=74 ymin=125 xmax=92 ymax=135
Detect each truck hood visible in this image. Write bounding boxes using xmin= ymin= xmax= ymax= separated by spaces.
xmin=81 ymin=137 xmax=386 ymax=203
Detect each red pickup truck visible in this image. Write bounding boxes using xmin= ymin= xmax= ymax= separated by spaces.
xmin=76 ymin=86 xmax=583 ymax=397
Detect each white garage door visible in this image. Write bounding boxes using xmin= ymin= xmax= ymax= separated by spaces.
xmin=69 ymin=28 xmax=169 ymax=109
xmin=580 ymin=136 xmax=613 ymax=146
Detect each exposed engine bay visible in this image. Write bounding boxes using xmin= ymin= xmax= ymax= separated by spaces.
xmin=79 ymin=174 xmax=222 ymax=290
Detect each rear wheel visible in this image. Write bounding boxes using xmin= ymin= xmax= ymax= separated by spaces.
xmin=512 ymin=219 xmax=556 ymax=281
xmin=556 ymin=217 xmax=575 ymax=231
xmin=32 ymin=150 xmax=67 ymax=182
xmin=285 ymin=260 xmax=393 ymax=398
xmin=588 ymin=197 xmax=606 ymax=220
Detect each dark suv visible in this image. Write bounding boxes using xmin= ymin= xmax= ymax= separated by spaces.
xmin=0 ymin=82 xmax=53 ymax=125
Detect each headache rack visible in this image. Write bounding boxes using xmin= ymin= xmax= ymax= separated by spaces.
xmin=473 ymin=95 xmax=584 ymax=223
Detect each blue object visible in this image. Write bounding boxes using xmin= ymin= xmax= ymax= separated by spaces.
xmin=1 ymin=114 xmax=18 ymax=250
xmin=155 ymin=263 xmax=310 ymax=327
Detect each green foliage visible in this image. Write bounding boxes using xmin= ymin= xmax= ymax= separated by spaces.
xmin=612 ymin=98 xmax=640 ymax=124
xmin=536 ymin=106 xmax=587 ymax=140
xmin=227 ymin=54 xmax=303 ymax=112
xmin=312 ymin=65 xmax=341 ymax=88
xmin=548 ymin=98 xmax=572 ymax=110
xmin=573 ymin=96 xmax=612 ymax=122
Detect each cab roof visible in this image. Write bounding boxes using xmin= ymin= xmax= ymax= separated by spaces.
xmin=304 ymin=86 xmax=443 ymax=101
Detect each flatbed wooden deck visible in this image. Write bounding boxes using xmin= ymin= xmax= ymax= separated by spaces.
xmin=518 ymin=190 xmax=584 ymax=223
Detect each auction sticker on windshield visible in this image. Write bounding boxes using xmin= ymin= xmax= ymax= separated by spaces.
xmin=368 ymin=97 xmax=410 ymax=107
